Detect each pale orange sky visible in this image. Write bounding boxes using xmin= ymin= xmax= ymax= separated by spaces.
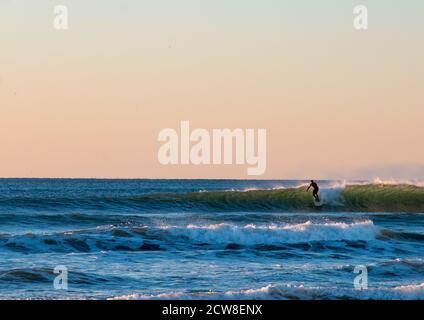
xmin=1 ymin=1 xmax=423 ymax=179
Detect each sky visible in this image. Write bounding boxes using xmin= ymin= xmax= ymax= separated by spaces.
xmin=0 ymin=0 xmax=423 ymax=179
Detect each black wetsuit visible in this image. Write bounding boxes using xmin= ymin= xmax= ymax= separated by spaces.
xmin=309 ymin=182 xmax=320 ymax=202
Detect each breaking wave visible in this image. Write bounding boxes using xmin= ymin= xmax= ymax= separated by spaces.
xmin=108 ymin=282 xmax=424 ymax=300
xmin=161 ymin=220 xmax=378 ymax=244
xmin=2 ymin=183 xmax=424 ymax=213
xmin=5 ymin=219 xmax=422 ymax=253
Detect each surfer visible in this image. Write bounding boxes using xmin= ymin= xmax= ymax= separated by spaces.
xmin=307 ymin=180 xmax=320 ymax=202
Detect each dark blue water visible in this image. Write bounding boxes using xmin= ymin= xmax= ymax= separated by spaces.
xmin=0 ymin=179 xmax=423 ymax=299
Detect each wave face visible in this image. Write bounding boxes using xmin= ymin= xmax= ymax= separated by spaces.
xmin=162 ymin=184 xmax=424 ymax=212
xmin=2 ymin=182 xmax=424 ymax=213
xmin=0 ymin=179 xmax=423 ymax=300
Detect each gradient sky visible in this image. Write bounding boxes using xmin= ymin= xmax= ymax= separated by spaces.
xmin=1 ymin=0 xmax=423 ymax=179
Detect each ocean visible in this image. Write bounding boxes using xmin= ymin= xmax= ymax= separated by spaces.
xmin=0 ymin=179 xmax=423 ymax=300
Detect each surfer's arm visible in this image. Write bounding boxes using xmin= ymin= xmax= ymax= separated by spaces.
xmin=307 ymin=185 xmax=311 ymax=191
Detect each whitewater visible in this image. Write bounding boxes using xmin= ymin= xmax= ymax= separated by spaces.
xmin=0 ymin=179 xmax=423 ymax=299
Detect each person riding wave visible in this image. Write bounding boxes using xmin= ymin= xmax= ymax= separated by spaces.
xmin=307 ymin=180 xmax=320 ymax=202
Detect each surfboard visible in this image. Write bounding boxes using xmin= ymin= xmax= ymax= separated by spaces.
xmin=314 ymin=199 xmax=323 ymax=207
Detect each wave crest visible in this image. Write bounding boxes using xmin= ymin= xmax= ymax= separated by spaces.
xmin=163 ymin=221 xmax=377 ymax=244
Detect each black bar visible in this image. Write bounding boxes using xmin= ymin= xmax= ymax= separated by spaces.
xmin=0 ymin=300 xmax=422 ymax=319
